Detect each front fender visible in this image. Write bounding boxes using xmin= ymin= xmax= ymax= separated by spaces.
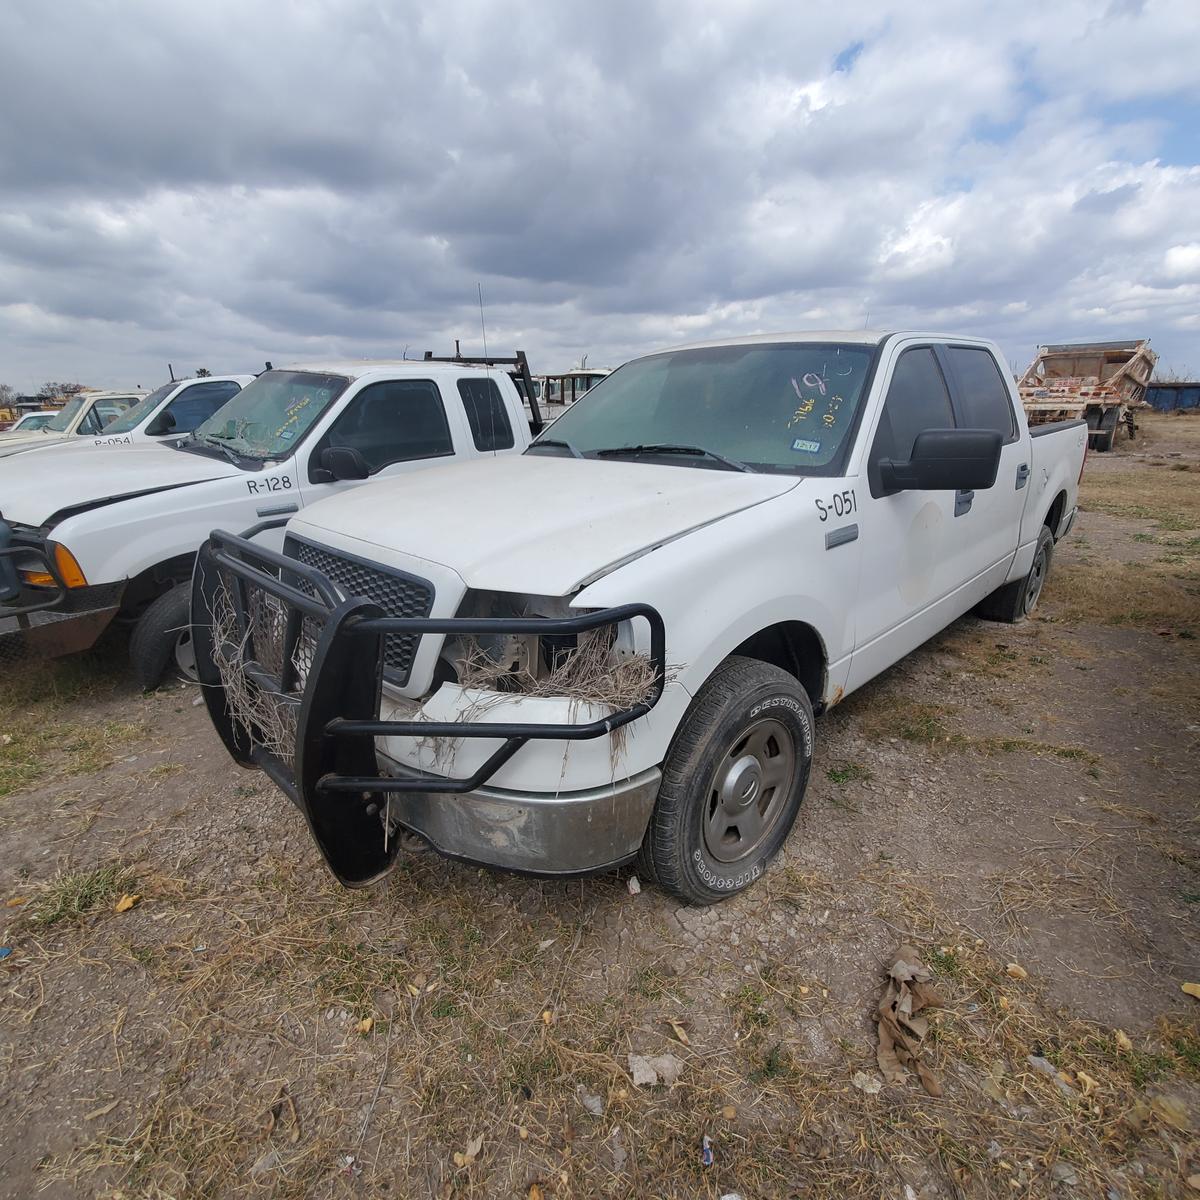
xmin=576 ymin=488 xmax=850 ymax=706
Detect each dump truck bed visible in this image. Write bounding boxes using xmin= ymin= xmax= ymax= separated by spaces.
xmin=1018 ymin=339 xmax=1157 ymax=450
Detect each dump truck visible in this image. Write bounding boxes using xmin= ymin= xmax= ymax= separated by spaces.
xmin=1018 ymin=338 xmax=1157 ymax=452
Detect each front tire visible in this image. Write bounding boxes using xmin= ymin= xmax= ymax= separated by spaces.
xmin=639 ymin=656 xmax=813 ymax=905
xmin=130 ymin=582 xmax=197 ymax=689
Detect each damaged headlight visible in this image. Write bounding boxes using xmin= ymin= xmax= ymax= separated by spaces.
xmin=436 ymin=590 xmax=646 ymax=704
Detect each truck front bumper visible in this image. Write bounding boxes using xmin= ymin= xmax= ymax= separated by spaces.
xmin=378 ymin=759 xmax=661 ymax=875
xmin=193 ymin=527 xmax=667 ymax=887
xmin=0 ymin=535 xmax=122 ymax=665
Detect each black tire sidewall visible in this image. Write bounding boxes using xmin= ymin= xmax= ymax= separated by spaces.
xmin=1023 ymin=528 xmax=1054 ymax=617
xmin=664 ymin=665 xmax=813 ymax=902
xmin=130 ymin=583 xmax=192 ymax=689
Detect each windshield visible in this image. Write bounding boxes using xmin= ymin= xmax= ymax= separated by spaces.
xmin=192 ymin=370 xmax=350 ymax=459
xmin=533 ymin=342 xmax=877 ymax=474
xmin=44 ymin=396 xmax=87 ymax=432
xmin=15 ymin=414 xmax=53 ymax=431
xmin=101 ymin=383 xmax=175 ymax=434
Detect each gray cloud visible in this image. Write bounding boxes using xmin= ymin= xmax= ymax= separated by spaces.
xmin=2 ymin=0 xmax=1200 ymax=392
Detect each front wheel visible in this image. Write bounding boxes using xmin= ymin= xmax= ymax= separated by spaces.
xmin=638 ymin=656 xmax=813 ymax=905
xmin=130 ymin=582 xmax=198 ymax=689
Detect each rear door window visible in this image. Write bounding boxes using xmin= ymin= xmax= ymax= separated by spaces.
xmin=946 ymin=347 xmax=1017 ymax=442
xmin=457 ymin=378 xmax=514 ymax=451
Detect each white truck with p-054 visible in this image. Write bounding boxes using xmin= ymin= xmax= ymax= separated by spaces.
xmin=0 ymin=354 xmax=541 ymax=683
xmin=193 ymin=331 xmax=1087 ymax=904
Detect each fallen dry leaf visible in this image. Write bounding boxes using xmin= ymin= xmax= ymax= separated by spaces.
xmin=518 ymin=1126 xmax=529 ymax=1141
xmin=1151 ymin=1095 xmax=1192 ymax=1131
xmin=1185 ymin=1174 xmax=1200 ymax=1192
xmin=851 ymin=1070 xmax=882 ymax=1095
xmin=1004 ymin=962 xmax=1028 ymax=981
xmin=1115 ymin=1029 xmax=1133 ymax=1053
xmin=1182 ymin=982 xmax=1200 ymax=1001
xmin=721 ymin=1104 xmax=737 ymax=1120
xmin=529 ymin=1185 xmax=544 ymax=1200
xmin=406 ymin=983 xmax=420 ymax=998
xmin=113 ymin=894 xmax=141 ymax=914
xmin=628 ymin=1052 xmax=684 ymax=1088
xmin=5 ymin=896 xmax=28 ymax=907
xmin=541 ymin=1009 xmax=554 ymax=1025
xmin=665 ymin=1018 xmax=690 ymax=1046
xmin=356 ymin=1017 xmax=374 ymax=1035
xmin=84 ymin=1099 xmax=119 ymax=1120
xmin=1077 ymin=1070 xmax=1099 ymax=1096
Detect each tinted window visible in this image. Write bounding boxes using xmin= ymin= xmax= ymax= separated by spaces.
xmin=316 ymin=379 xmax=453 ymax=476
xmin=94 ymin=403 xmax=127 ymax=428
xmin=948 ymin=347 xmax=1016 ymax=441
xmin=457 ymin=378 xmax=514 ymax=451
xmin=872 ymin=348 xmax=955 ymax=463
xmin=166 ymin=380 xmax=242 ymax=433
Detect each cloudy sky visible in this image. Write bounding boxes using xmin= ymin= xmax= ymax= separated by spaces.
xmin=1 ymin=0 xmax=1199 ymax=392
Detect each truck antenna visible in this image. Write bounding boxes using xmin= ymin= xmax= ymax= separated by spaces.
xmin=478 ymin=282 xmax=497 ymax=456
xmin=168 ymin=363 xmax=176 ymax=382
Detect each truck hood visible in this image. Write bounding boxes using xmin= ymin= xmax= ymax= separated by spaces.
xmin=0 ymin=443 xmax=237 ymax=527
xmin=290 ymin=454 xmax=801 ymax=595
xmin=0 ymin=430 xmax=74 ymax=457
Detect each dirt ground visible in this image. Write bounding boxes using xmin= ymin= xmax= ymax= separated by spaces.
xmin=1 ymin=412 xmax=1198 ymax=1199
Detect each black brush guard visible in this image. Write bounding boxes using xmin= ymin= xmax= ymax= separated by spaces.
xmin=193 ymin=527 xmax=666 ymax=887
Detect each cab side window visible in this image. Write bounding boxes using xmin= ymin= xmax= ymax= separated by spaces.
xmin=166 ymin=380 xmax=242 ymax=433
xmin=457 ymin=378 xmax=514 ymax=452
xmin=869 ymin=348 xmax=955 ymax=495
xmin=946 ymin=347 xmax=1017 ymax=442
xmin=310 ymin=379 xmax=453 ymax=479
xmin=81 ymin=405 xmax=114 ymax=434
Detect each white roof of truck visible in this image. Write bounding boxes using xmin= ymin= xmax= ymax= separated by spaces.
xmin=283 ymin=359 xmax=506 ymax=381
xmin=662 ymin=329 xmax=991 ymax=354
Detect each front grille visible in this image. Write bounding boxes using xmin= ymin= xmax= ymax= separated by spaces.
xmin=283 ymin=535 xmax=435 ymax=686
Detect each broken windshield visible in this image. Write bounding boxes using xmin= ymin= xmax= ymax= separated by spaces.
xmin=533 ymin=342 xmax=878 ymax=475
xmin=192 ymin=371 xmax=350 ymax=459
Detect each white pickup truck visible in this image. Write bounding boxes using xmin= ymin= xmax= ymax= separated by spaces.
xmin=0 ymin=391 xmax=144 ymax=458
xmin=193 ymin=331 xmax=1087 ymax=903
xmin=0 ymin=356 xmax=540 ymax=684
xmin=83 ymin=375 xmax=255 ymax=447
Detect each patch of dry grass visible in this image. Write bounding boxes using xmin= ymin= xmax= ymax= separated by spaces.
xmin=1046 ymin=559 xmax=1200 ymax=634
xmin=0 ymin=642 xmax=142 ymax=797
xmin=1080 ymin=467 xmax=1200 ymax=532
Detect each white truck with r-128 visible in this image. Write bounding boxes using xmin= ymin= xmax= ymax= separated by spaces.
xmin=0 ymin=353 xmax=542 ymax=683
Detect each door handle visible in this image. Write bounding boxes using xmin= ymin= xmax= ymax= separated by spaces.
xmin=1015 ymin=462 xmax=1030 ymax=489
xmin=954 ymin=489 xmax=974 ymax=517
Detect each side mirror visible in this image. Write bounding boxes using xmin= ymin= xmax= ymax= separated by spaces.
xmin=879 ymin=428 xmax=1002 ymax=493
xmin=319 ymin=446 xmax=370 ymax=481
xmin=147 ymin=410 xmax=177 ymax=436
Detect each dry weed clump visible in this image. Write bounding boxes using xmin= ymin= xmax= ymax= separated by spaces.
xmin=206 ymin=579 xmax=300 ymax=759
xmin=455 ymin=626 xmax=660 ymax=710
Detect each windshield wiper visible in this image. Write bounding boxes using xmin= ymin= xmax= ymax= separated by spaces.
xmin=196 ymin=433 xmax=247 ymax=466
xmin=593 ymin=443 xmax=752 ymax=473
xmin=527 ymin=437 xmax=583 ymax=459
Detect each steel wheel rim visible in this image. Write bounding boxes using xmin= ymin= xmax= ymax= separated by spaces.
xmin=702 ymin=717 xmax=797 ymax=864
xmin=174 ymin=627 xmax=198 ymax=682
xmin=1025 ymin=548 xmax=1047 ymax=614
